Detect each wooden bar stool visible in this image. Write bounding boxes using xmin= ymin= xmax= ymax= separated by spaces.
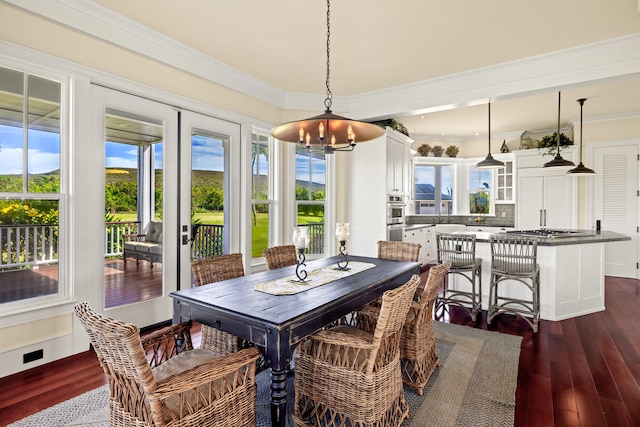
xmin=487 ymin=235 xmax=540 ymax=333
xmin=436 ymin=233 xmax=482 ymax=321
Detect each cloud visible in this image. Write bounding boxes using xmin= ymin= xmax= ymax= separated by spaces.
xmin=0 ymin=147 xmax=59 ymax=174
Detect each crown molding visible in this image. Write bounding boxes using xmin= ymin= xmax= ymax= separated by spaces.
xmin=6 ymin=0 xmax=640 ymax=121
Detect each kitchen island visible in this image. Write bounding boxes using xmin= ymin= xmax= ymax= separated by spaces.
xmin=445 ymin=230 xmax=629 ymax=321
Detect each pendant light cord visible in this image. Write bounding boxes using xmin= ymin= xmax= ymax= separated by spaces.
xmin=555 ymin=91 xmax=561 ymax=155
xmin=324 ymin=0 xmax=332 ymax=112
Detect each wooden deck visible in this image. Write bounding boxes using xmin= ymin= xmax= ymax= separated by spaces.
xmin=0 ymin=258 xmax=163 ymax=308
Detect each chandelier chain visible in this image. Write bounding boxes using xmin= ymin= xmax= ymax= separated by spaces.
xmin=324 ymin=0 xmax=332 ymax=111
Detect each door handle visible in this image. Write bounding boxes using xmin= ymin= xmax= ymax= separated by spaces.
xmin=539 ymin=210 xmax=543 ymax=227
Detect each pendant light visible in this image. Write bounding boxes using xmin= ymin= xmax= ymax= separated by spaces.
xmin=543 ymin=91 xmax=575 ymax=168
xmin=270 ymin=0 xmax=385 ymax=153
xmin=475 ymin=102 xmax=505 ymax=169
xmin=567 ymin=98 xmax=596 ymax=175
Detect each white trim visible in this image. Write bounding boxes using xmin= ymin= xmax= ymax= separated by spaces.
xmin=5 ymin=1 xmax=640 ymax=119
xmin=0 ymin=40 xmax=273 ymax=132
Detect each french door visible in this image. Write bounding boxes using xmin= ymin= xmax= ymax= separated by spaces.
xmin=178 ymin=111 xmax=241 ymax=288
xmin=91 ymin=85 xmax=178 ymax=326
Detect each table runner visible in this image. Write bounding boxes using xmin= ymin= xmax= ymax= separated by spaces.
xmin=255 ymin=261 xmax=376 ymax=295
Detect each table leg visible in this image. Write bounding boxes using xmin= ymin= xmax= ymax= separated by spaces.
xmin=270 ymin=368 xmax=287 ymax=427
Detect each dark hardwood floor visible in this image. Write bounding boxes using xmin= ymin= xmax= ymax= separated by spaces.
xmin=1 ymin=275 xmax=639 ymax=426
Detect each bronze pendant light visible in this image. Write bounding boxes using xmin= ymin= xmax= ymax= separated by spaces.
xmin=270 ymin=0 xmax=385 ymax=153
xmin=567 ymin=98 xmax=596 ymax=175
xmin=475 ymin=101 xmax=505 ymax=169
xmin=543 ymin=91 xmax=575 ymax=168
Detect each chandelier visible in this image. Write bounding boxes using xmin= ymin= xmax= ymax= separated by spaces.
xmin=270 ymin=0 xmax=385 ymax=153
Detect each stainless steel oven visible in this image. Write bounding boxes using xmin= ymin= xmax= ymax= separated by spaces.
xmin=387 ymin=195 xmax=405 ymax=225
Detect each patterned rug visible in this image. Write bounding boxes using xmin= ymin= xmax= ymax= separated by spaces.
xmin=9 ymin=322 xmax=522 ymax=427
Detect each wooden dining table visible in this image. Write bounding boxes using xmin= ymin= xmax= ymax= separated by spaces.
xmin=170 ymin=254 xmax=420 ymax=427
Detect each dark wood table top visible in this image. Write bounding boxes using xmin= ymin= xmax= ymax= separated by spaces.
xmin=171 ymin=255 xmax=420 ymax=330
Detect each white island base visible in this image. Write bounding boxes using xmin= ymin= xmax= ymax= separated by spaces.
xmin=446 ymin=236 xmax=606 ymax=321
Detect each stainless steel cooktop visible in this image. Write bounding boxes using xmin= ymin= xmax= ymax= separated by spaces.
xmin=505 ymin=229 xmax=596 ymax=239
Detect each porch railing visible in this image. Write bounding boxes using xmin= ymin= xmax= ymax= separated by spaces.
xmin=0 ymin=224 xmax=58 ymax=268
xmin=1 ymin=221 xmax=325 ymax=270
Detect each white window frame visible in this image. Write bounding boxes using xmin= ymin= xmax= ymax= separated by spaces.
xmin=0 ymin=62 xmax=70 ymax=317
xmin=250 ymin=129 xmax=276 ymax=266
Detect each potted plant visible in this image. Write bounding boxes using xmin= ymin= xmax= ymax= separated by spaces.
xmin=537 ymin=132 xmax=573 ymax=156
xmin=416 ymin=144 xmax=431 ymax=157
xmin=431 ymin=145 xmax=444 ymax=157
xmin=445 ymin=145 xmax=459 ymax=157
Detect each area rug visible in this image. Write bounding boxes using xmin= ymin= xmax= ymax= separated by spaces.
xmin=8 ymin=322 xmax=522 ymax=427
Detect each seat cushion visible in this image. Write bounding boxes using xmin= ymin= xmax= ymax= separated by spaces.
xmin=124 ymin=241 xmax=157 ymax=253
xmin=145 ymin=222 xmax=162 ymax=243
xmin=152 ymin=348 xmax=222 ymax=381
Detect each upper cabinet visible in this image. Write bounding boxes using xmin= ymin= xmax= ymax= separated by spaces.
xmin=386 ymin=130 xmax=413 ymax=196
xmin=514 ymin=148 xmax=578 ymax=229
xmin=494 ymin=157 xmax=515 ymax=204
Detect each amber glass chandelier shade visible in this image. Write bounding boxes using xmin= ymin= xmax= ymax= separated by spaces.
xmin=270 ymin=0 xmax=384 ymax=153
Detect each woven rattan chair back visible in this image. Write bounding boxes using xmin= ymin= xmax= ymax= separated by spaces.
xmin=293 ymin=275 xmax=420 ymax=427
xmin=263 ymin=244 xmax=297 ymax=270
xmin=192 ymin=252 xmax=245 ymax=285
xmin=191 ymin=253 xmax=247 ymax=354
xmin=74 ymin=301 xmax=261 ymax=426
xmin=490 ymin=235 xmax=538 ymax=276
xmin=400 ymin=261 xmax=451 ymax=395
xmin=378 ymin=240 xmax=421 ymax=262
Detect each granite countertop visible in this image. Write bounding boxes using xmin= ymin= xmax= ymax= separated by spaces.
xmin=449 ymin=230 xmax=630 ymax=246
xmin=404 ymin=224 xmax=435 ymax=231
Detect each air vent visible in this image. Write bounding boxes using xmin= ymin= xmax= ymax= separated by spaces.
xmin=23 ymin=349 xmax=43 ymax=364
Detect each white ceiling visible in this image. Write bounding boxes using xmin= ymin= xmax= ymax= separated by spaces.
xmin=40 ymin=0 xmax=640 ymax=138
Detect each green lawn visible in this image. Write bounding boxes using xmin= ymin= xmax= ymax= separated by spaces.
xmin=112 ymin=211 xmax=324 ymax=258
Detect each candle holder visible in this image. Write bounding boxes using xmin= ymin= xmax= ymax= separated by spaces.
xmin=292 ymin=226 xmax=310 ymax=283
xmin=294 ymin=247 xmax=309 ymax=282
xmin=335 ymin=239 xmax=350 ymax=270
xmin=334 ymin=223 xmax=350 ymax=271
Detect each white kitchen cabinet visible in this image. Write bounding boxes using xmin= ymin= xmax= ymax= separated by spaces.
xmin=495 ymin=159 xmax=515 ymax=203
xmin=386 ymin=131 xmax=411 ymax=195
xmin=403 ymin=225 xmax=436 ymax=265
xmin=514 ymin=148 xmax=577 ymax=230
xmin=348 ymin=128 xmax=413 ymax=257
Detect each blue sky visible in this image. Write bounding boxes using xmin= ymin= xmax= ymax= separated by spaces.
xmin=1 ymin=124 xmax=316 ymax=181
xmin=0 ymin=125 xmax=60 ymax=174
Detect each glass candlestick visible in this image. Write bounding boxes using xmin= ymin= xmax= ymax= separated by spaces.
xmin=335 ymin=223 xmax=350 ymax=270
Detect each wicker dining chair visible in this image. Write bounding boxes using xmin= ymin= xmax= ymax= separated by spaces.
xmin=354 ymin=240 xmax=421 ymax=314
xmin=74 ymin=302 xmax=261 ymax=427
xmin=400 ymin=261 xmax=451 ymax=395
xmin=192 ymin=253 xmax=247 ymax=354
xmin=263 ymin=244 xmax=297 ymax=270
xmin=378 ymin=240 xmax=421 ymax=262
xmin=293 ymin=274 xmax=420 ymax=427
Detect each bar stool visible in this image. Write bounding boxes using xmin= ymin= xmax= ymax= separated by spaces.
xmin=487 ymin=235 xmax=540 ymax=333
xmin=436 ymin=233 xmax=482 ymax=321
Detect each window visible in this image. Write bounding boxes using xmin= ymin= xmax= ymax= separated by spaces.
xmin=468 ymin=166 xmax=492 ymax=214
xmin=414 ymin=164 xmax=454 ymax=215
xmin=0 ymin=66 xmax=65 ymax=306
xmin=295 ymin=146 xmax=326 ymax=255
xmin=251 ymin=131 xmax=272 ymax=260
